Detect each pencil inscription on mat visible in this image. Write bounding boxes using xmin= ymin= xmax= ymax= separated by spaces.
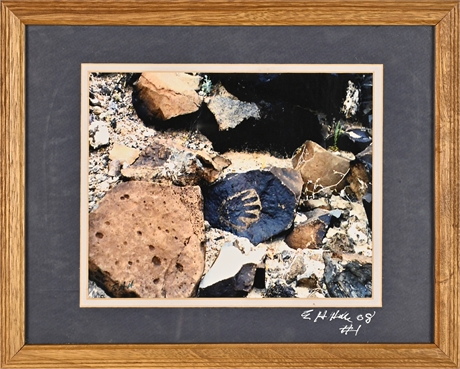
xmin=301 ymin=309 xmax=377 ymax=336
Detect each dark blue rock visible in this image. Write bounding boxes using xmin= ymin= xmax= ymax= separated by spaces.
xmin=356 ymin=143 xmax=372 ymax=172
xmin=198 ymin=263 xmax=257 ymax=298
xmin=327 ymin=127 xmax=372 ymax=155
xmin=324 ymin=254 xmax=372 ymax=298
xmin=204 ymin=170 xmax=298 ymax=244
xmin=265 ymin=280 xmax=296 ymax=298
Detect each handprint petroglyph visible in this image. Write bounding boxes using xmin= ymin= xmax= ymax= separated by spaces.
xmin=218 ymin=189 xmax=262 ymax=231
xmin=203 ymin=169 xmax=300 ymax=244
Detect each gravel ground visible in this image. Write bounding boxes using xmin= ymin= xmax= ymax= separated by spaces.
xmin=88 ymin=73 xmax=215 ymax=212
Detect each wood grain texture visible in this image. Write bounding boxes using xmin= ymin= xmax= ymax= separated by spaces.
xmin=435 ymin=3 xmax=460 ymax=366
xmin=0 ymin=0 xmax=458 ymax=25
xmin=0 ymin=0 xmax=459 ymax=368
xmin=0 ymin=2 xmax=25 ymax=367
xmin=3 ymin=344 xmax=457 ymax=368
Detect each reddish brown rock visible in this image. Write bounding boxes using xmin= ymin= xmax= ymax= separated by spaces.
xmin=285 ymin=209 xmax=332 ymax=250
xmin=292 ymin=140 xmax=350 ymax=195
xmin=347 ymin=161 xmax=370 ymax=200
xmin=195 ymin=151 xmax=232 ymax=183
xmin=134 ymin=72 xmax=202 ymax=121
xmin=88 ymin=181 xmax=205 ymax=298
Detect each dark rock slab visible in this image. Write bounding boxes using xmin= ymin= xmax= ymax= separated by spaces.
xmin=356 ymin=143 xmax=372 ymax=172
xmin=265 ymin=280 xmax=296 ymax=298
xmin=204 ymin=169 xmax=299 ymax=245
xmin=323 ymin=253 xmax=372 ymax=298
xmin=341 ymin=128 xmax=373 ymax=154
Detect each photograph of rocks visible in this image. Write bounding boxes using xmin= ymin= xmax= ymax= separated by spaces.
xmin=84 ymin=68 xmax=377 ymax=303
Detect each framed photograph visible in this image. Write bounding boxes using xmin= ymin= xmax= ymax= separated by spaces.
xmin=81 ymin=64 xmax=383 ymax=308
xmin=1 ymin=1 xmax=459 ymax=368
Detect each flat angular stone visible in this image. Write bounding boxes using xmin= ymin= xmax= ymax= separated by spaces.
xmin=204 ymin=169 xmax=299 ymax=245
xmin=109 ymin=143 xmax=140 ymax=166
xmin=198 ymin=242 xmax=265 ymax=297
xmin=269 ymin=167 xmax=303 ymax=201
xmin=133 ymin=72 xmax=202 ymax=121
xmin=203 ymin=228 xmax=256 ymax=276
xmin=89 ymin=121 xmax=110 ymax=149
xmin=206 ymin=84 xmax=261 ymax=130
xmin=285 ymin=209 xmax=333 ymax=250
xmin=89 ymin=181 xmax=205 ymax=298
xmin=292 ymin=140 xmax=350 ymax=195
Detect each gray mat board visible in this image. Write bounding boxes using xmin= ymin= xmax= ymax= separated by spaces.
xmin=26 ymin=26 xmax=434 ymax=344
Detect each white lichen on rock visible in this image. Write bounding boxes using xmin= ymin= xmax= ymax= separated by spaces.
xmin=341 ymin=80 xmax=360 ymax=118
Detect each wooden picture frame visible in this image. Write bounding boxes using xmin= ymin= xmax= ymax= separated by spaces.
xmin=1 ymin=1 xmax=458 ymax=368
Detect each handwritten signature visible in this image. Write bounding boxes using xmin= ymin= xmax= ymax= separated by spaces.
xmin=301 ymin=309 xmax=376 ymax=336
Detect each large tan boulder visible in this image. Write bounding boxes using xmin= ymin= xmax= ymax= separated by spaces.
xmin=134 ymin=72 xmax=202 ymax=121
xmin=88 ymin=181 xmax=205 ymax=298
xmin=292 ymin=140 xmax=350 ymax=195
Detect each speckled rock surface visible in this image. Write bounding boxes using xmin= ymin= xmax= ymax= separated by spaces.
xmin=89 ymin=181 xmax=205 ymax=298
xmin=323 ymin=253 xmax=372 ymax=298
xmin=206 ymin=84 xmax=261 ymax=130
